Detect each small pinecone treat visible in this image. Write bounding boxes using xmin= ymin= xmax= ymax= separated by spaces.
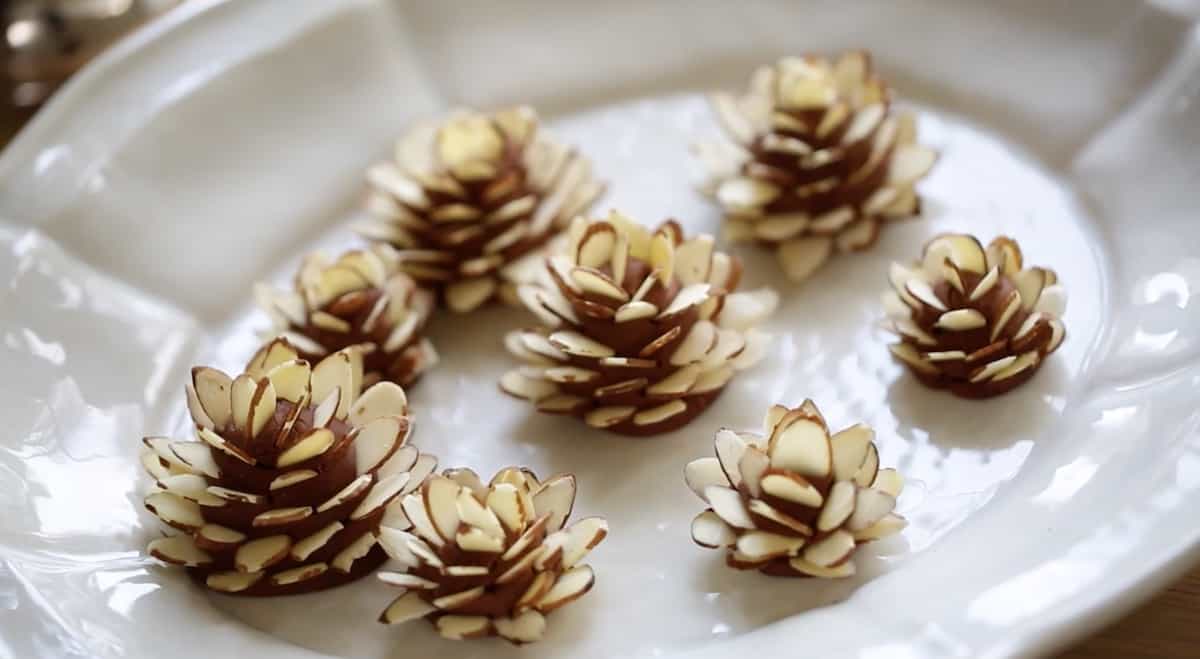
xmin=376 ymin=468 xmax=607 ymax=643
xmin=358 ymin=106 xmax=605 ymax=313
xmin=140 ymin=338 xmax=439 ymax=596
xmin=696 ymin=51 xmax=937 ymax=282
xmin=884 ymin=233 xmax=1067 ymax=398
xmin=500 ymin=211 xmax=778 ymax=437
xmin=685 ymin=400 xmax=905 ymax=578
xmin=255 ymin=246 xmax=438 ymax=388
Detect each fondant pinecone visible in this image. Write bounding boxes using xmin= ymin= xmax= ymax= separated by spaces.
xmin=500 ymin=211 xmax=778 ymax=436
xmin=685 ymin=400 xmax=905 ymax=578
xmin=697 ymin=51 xmax=937 ymax=282
xmin=256 ymin=246 xmax=438 ymax=387
xmin=885 ymin=233 xmax=1067 ymax=398
xmin=140 ymin=338 xmax=438 ymax=596
xmin=376 ymin=468 xmax=607 ymax=644
xmin=358 ymin=106 xmax=605 ymax=313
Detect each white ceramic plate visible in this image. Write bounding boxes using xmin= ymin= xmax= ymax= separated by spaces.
xmin=2 ymin=1 xmax=1200 ymax=657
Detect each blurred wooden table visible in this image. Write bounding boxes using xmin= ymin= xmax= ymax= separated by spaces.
xmin=1 ymin=15 xmax=1197 ymax=657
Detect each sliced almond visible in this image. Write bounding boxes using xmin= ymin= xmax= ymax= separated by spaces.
xmin=548 ymin=330 xmax=614 ymax=359
xmin=704 ymin=485 xmax=754 ymax=529
xmin=830 ymin=424 xmax=873 ymax=482
xmin=495 ymin=610 xmax=547 ymax=644
xmin=276 ymin=428 xmax=335 ymax=468
xmin=802 ymin=529 xmax=856 ymax=567
xmin=778 ymin=236 xmax=833 ymax=282
xmin=936 ymin=308 xmax=986 ymax=331
xmin=769 ymin=417 xmax=832 ymax=479
xmin=292 ymin=522 xmax=344 ymax=561
xmin=691 ymin=509 xmax=736 ymax=548
xmin=736 ymin=531 xmax=806 ymax=561
xmin=788 ymin=557 xmax=856 ymax=579
xmin=535 ymin=565 xmax=595 ymax=613
xmin=206 ymin=571 xmax=262 ymax=593
xmin=144 ymin=492 xmax=203 ymax=530
xmin=148 ymin=535 xmax=212 ymax=567
xmin=192 ymin=367 xmax=233 ymax=430
xmin=331 ymin=532 xmax=377 ymax=573
xmin=760 ymin=472 xmax=824 ymax=507
xmin=847 ymin=488 xmax=896 ymax=531
xmin=235 ymin=535 xmax=291 ymax=572
xmin=379 ymin=590 xmax=437 ymax=625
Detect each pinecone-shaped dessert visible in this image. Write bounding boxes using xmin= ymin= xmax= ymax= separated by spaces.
xmin=140 ymin=338 xmax=438 ymax=596
xmin=357 ymin=106 xmax=605 ymax=312
xmin=500 ymin=211 xmax=778 ymax=437
xmin=884 ymin=233 xmax=1067 ymax=398
xmin=376 ymin=468 xmax=607 ymax=643
xmin=685 ymin=400 xmax=905 ymax=578
xmin=696 ymin=51 xmax=938 ymax=282
xmin=255 ymin=246 xmax=438 ymax=388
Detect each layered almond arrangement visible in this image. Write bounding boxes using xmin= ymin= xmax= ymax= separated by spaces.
xmin=500 ymin=211 xmax=778 ymax=436
xmin=140 ymin=339 xmax=437 ymax=595
xmin=358 ymin=107 xmax=605 ymax=312
xmin=685 ymin=400 xmax=905 ymax=578
xmin=696 ymin=51 xmax=937 ymax=281
xmin=884 ymin=233 xmax=1066 ymax=398
xmin=256 ymin=246 xmax=437 ymax=387
xmin=376 ymin=468 xmax=606 ymax=643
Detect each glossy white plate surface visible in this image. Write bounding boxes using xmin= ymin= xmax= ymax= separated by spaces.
xmin=2 ymin=1 xmax=1200 ymax=657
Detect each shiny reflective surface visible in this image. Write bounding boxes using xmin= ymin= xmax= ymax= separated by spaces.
xmin=0 ymin=1 xmax=1198 ymax=657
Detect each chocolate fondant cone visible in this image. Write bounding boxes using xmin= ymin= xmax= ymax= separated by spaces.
xmin=500 ymin=211 xmax=778 ymax=437
xmin=685 ymin=400 xmax=905 ymax=578
xmin=884 ymin=233 xmax=1067 ymax=398
xmin=697 ymin=51 xmax=938 ymax=281
xmin=358 ymin=107 xmax=605 ymax=312
xmin=141 ymin=338 xmax=438 ymax=596
xmin=376 ymin=468 xmax=607 ymax=643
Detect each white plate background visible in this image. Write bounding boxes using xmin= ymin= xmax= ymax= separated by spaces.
xmin=1 ymin=1 xmax=1199 ymax=658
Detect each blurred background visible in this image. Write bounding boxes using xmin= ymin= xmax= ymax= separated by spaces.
xmin=1 ymin=0 xmax=178 ymax=143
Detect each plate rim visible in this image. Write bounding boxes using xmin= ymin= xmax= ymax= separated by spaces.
xmin=3 ymin=1 xmax=1200 ymax=657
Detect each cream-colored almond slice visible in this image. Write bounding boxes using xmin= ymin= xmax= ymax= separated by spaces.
xmin=144 ymin=492 xmax=204 ymax=531
xmin=853 ymin=512 xmax=908 ymax=542
xmin=331 ymin=532 xmax=377 ymax=573
xmin=191 ymin=367 xmax=233 ymax=430
xmin=684 ymin=457 xmax=727 ymax=498
xmin=379 ymin=590 xmax=437 ymax=625
xmin=206 ymin=571 xmax=263 ymax=593
xmin=535 ymin=565 xmax=595 ymax=614
xmin=778 ymin=236 xmax=833 ymax=282
xmin=148 ymin=535 xmax=212 ymax=567
xmin=788 ymin=557 xmax=856 ymax=579
xmin=846 ymin=488 xmax=897 ymax=532
xmin=802 ymin=529 xmax=856 ymax=568
xmin=817 ymin=481 xmax=857 ymax=532
xmin=830 ymin=424 xmax=873 ymax=482
xmin=703 ymin=485 xmax=755 ymax=529
xmin=760 ymin=472 xmax=824 ymax=507
xmin=235 ymin=535 xmax=291 ymax=572
xmin=936 ymin=308 xmax=987 ymax=331
xmin=691 ymin=510 xmax=736 ymax=548
xmin=851 ymin=442 xmax=880 ymax=488
xmin=583 ymin=406 xmax=636 ymax=428
xmin=769 ymin=417 xmax=832 ymax=479
xmin=275 ymin=428 xmax=335 ymax=468
xmin=291 ymin=522 xmax=344 ymax=562
xmin=736 ymin=531 xmax=806 ymax=561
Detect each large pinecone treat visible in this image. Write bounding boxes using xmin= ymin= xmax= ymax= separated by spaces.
xmin=357 ymin=106 xmax=605 ymax=312
xmin=255 ymin=245 xmax=438 ymax=388
xmin=884 ymin=233 xmax=1067 ymax=398
xmin=500 ymin=211 xmax=778 ymax=437
xmin=685 ymin=400 xmax=905 ymax=578
xmin=140 ymin=338 xmax=438 ymax=596
xmin=376 ymin=468 xmax=607 ymax=643
xmin=696 ymin=51 xmax=938 ymax=282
